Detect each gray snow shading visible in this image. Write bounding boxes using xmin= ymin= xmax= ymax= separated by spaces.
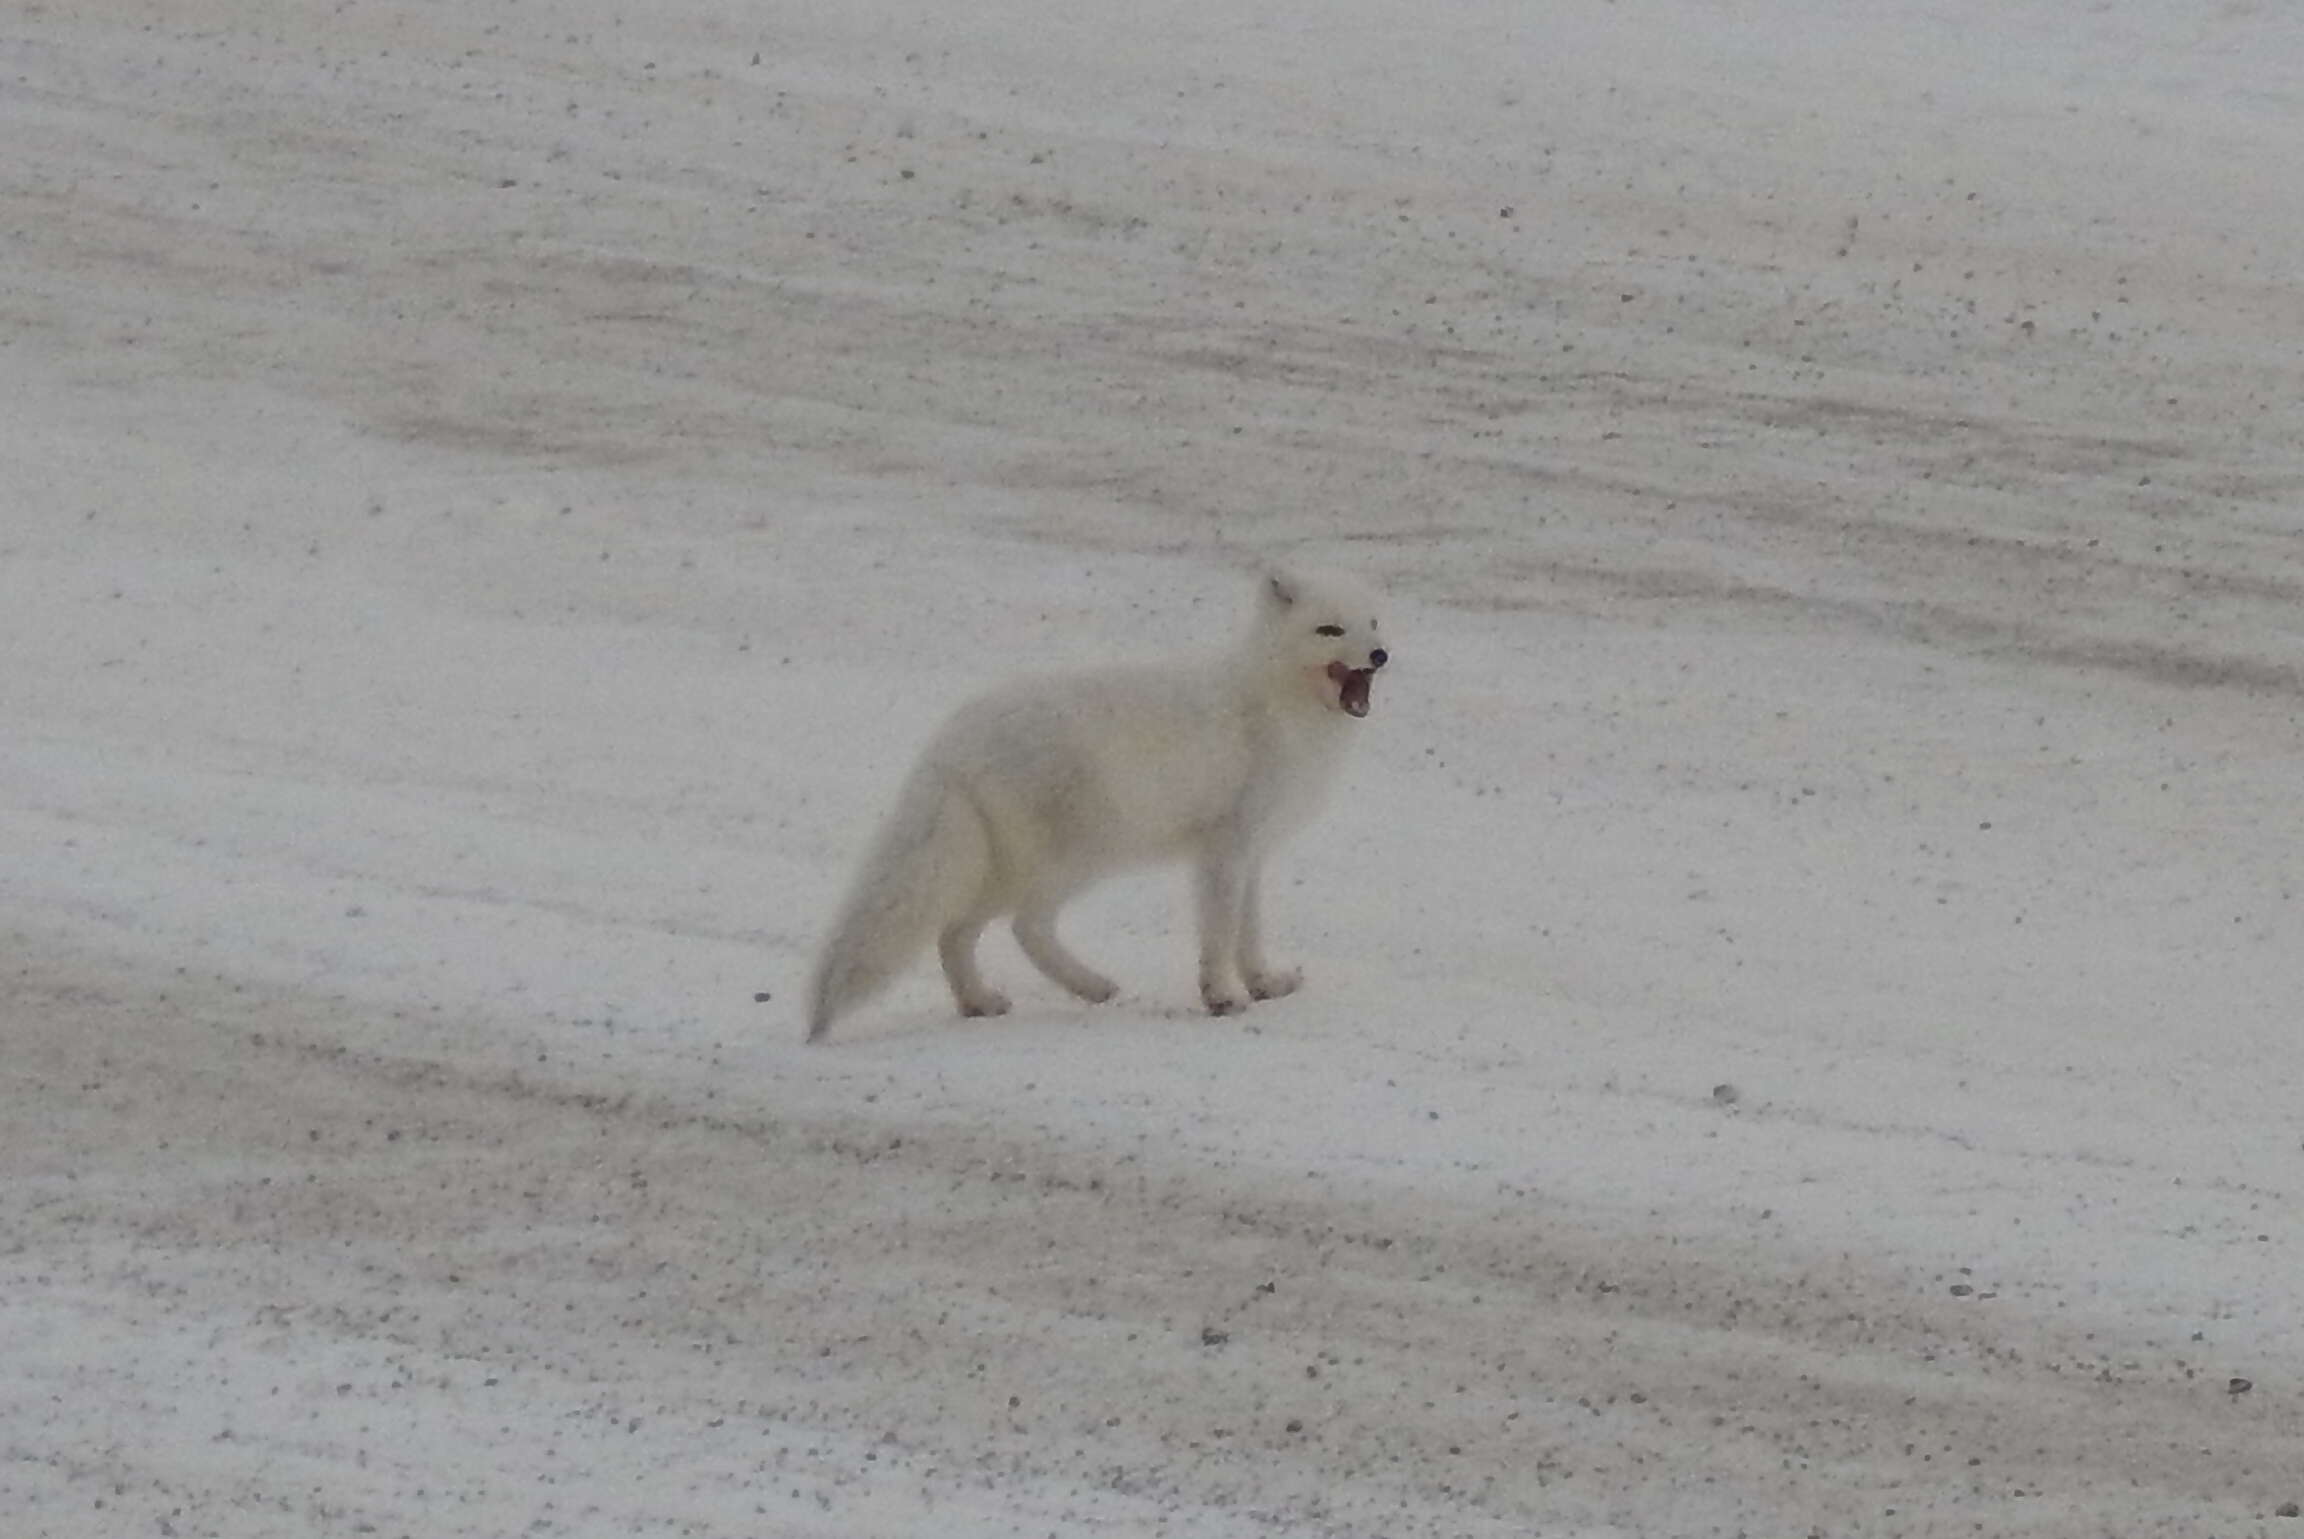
xmin=4 ymin=2 xmax=2302 ymax=1535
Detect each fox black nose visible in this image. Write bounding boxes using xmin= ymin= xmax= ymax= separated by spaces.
xmin=1368 ymin=649 xmax=1388 ymax=668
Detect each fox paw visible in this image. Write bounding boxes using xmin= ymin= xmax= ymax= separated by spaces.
xmin=958 ymin=990 xmax=1012 ymax=1019
xmin=1245 ymin=967 xmax=1302 ymax=1001
xmin=1202 ymin=987 xmax=1251 ymax=1017
xmin=1071 ymin=975 xmax=1119 ymax=1005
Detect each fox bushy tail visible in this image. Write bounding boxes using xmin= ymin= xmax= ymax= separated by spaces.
xmin=806 ymin=767 xmax=991 ymax=1042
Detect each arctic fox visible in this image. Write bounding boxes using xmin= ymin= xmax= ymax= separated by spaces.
xmin=805 ymin=569 xmax=1389 ymax=1041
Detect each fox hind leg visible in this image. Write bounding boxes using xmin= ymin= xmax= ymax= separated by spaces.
xmin=1014 ymin=885 xmax=1119 ymax=1004
xmin=939 ymin=911 xmax=1011 ymax=1018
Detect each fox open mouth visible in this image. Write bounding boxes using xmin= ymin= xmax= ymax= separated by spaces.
xmin=1326 ymin=661 xmax=1375 ymax=718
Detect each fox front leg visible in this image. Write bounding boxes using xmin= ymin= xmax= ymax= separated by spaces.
xmin=1194 ymin=848 xmax=1254 ymax=1016
xmin=1238 ymin=867 xmax=1302 ymax=1001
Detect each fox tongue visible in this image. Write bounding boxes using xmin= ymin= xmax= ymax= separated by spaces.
xmin=1327 ymin=662 xmax=1373 ymax=718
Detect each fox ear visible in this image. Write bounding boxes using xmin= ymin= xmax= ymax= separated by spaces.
xmin=1265 ymin=572 xmax=1298 ymax=609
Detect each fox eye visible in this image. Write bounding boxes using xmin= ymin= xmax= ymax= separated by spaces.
xmin=1314 ymin=624 xmax=1345 ymax=637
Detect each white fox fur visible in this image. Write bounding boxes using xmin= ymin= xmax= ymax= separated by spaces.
xmin=805 ymin=569 xmax=1389 ymax=1040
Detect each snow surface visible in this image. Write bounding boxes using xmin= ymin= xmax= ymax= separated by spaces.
xmin=6 ymin=2 xmax=2304 ymax=1534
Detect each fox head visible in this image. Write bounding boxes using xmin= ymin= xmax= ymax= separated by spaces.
xmin=1254 ymin=569 xmax=1389 ymax=718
